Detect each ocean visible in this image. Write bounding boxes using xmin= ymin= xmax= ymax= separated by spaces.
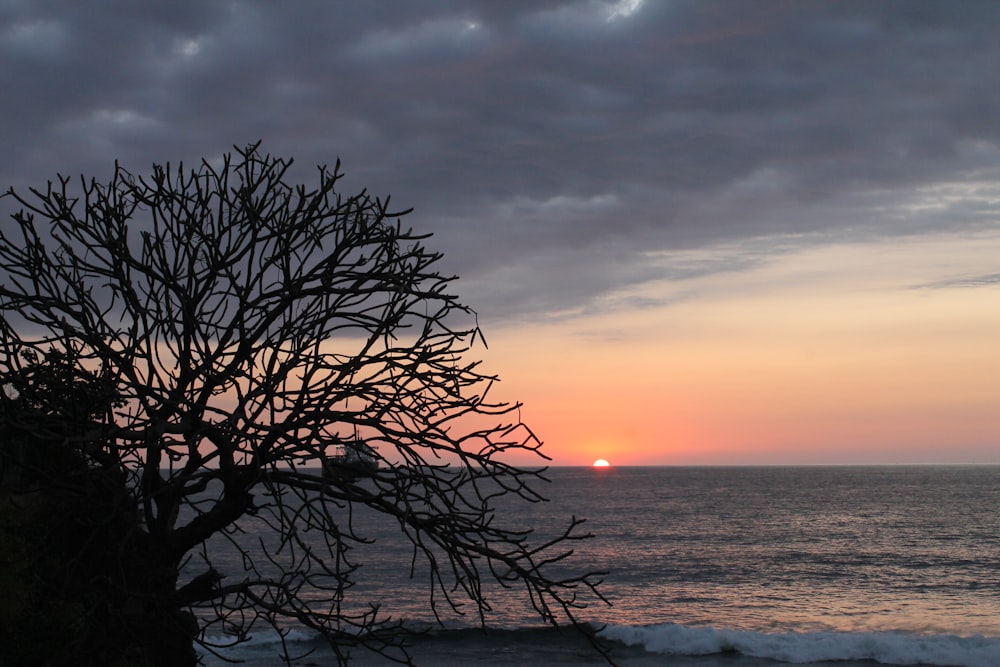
xmin=198 ymin=466 xmax=1000 ymax=666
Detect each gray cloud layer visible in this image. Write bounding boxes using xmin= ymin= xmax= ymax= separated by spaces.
xmin=3 ymin=1 xmax=999 ymax=323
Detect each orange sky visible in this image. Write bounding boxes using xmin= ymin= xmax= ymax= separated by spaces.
xmin=481 ymin=231 xmax=1000 ymax=466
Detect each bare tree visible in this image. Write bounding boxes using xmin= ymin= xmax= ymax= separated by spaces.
xmin=0 ymin=144 xmax=606 ymax=665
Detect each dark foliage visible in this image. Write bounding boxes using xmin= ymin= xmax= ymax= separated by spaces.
xmin=1 ymin=348 xmax=198 ymax=666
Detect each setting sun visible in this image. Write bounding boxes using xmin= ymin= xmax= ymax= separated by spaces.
xmin=592 ymin=459 xmax=610 ymax=468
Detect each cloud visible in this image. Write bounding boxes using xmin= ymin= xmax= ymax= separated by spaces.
xmin=2 ymin=1 xmax=1000 ymax=323
xmin=350 ymin=16 xmax=490 ymax=61
xmin=2 ymin=17 xmax=69 ymax=57
xmin=916 ymin=274 xmax=1000 ymax=290
xmin=521 ymin=0 xmax=647 ymax=34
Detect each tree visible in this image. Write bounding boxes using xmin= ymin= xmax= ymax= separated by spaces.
xmin=0 ymin=144 xmax=606 ymax=665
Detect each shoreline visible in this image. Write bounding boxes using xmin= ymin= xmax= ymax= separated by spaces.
xmin=198 ymin=625 xmax=921 ymax=667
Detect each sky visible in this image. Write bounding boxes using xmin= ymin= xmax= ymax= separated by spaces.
xmin=2 ymin=1 xmax=999 ymax=465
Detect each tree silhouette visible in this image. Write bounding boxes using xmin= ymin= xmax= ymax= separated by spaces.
xmin=0 ymin=144 xmax=606 ymax=665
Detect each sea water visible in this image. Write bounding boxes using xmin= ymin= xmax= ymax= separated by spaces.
xmin=198 ymin=466 xmax=1000 ymax=666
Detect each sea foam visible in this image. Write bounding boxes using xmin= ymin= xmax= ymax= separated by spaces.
xmin=599 ymin=623 xmax=1000 ymax=667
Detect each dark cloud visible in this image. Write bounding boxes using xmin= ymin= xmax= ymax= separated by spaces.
xmin=3 ymin=0 xmax=999 ymax=324
xmin=916 ymin=273 xmax=1000 ymax=290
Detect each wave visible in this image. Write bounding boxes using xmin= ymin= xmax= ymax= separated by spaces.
xmin=196 ymin=622 xmax=1000 ymax=666
xmin=196 ymin=630 xmax=311 ymax=661
xmin=598 ymin=622 xmax=1000 ymax=667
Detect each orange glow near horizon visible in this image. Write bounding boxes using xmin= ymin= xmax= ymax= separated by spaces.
xmin=480 ymin=233 xmax=1000 ymax=467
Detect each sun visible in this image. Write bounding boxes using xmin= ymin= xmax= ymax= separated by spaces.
xmin=592 ymin=459 xmax=610 ymax=468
